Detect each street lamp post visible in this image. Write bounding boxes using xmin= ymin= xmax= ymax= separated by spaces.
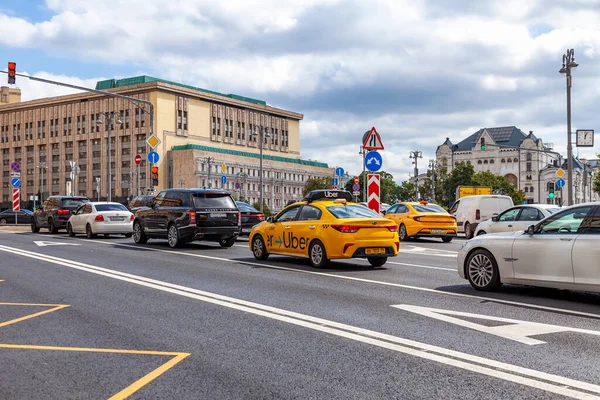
xmin=559 ymin=49 xmax=578 ymax=206
xmin=410 ymin=151 xmax=423 ymax=200
xmin=251 ymin=127 xmax=271 ymax=213
xmin=96 ymin=112 xmax=122 ymax=202
xmin=429 ymin=159 xmax=436 ymax=201
xmin=359 ymin=146 xmax=366 ymax=202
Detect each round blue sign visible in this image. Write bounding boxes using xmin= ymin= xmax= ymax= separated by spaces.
xmin=10 ymin=161 xmax=20 ymax=172
xmin=365 ymin=151 xmax=382 ymax=172
xmin=11 ymin=177 xmax=21 ymax=188
xmin=221 ymin=175 xmax=227 ymax=185
xmin=335 ymin=167 xmax=344 ymax=176
xmin=556 ymin=178 xmax=566 ymax=188
xmin=147 ymin=151 xmax=160 ymax=164
xmin=352 ymin=183 xmax=360 ymax=191
xmin=235 ymin=182 xmax=241 ymax=190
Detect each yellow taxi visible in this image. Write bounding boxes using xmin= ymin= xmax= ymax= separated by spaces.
xmin=383 ymin=201 xmax=457 ymax=242
xmin=249 ymin=190 xmax=399 ymax=268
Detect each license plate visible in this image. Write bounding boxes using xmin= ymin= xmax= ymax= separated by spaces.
xmin=242 ymin=228 xmax=252 ymax=233
xmin=365 ymin=248 xmax=386 ymax=255
xmin=210 ymin=213 xmax=227 ymax=218
xmin=431 ymin=229 xmax=446 ymax=234
xmin=110 ymin=217 xmax=125 ymax=221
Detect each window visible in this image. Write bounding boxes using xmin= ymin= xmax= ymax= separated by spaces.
xmin=524 ymin=187 xmax=529 ymax=193
xmin=484 ymin=160 xmax=488 ymax=164
xmin=477 ymin=160 xmax=482 ymax=164
xmin=95 ymin=204 xmax=128 ymax=212
xmin=386 ymin=205 xmax=398 ymax=214
xmin=192 ymin=193 xmax=235 ymax=208
xmin=514 ymin=158 xmax=518 ymax=162
xmin=537 ymin=206 xmax=593 ymax=234
xmin=518 ymin=207 xmax=543 ymax=222
xmin=526 ymin=162 xmax=532 ymax=172
xmin=582 ymin=207 xmax=600 ymax=234
xmin=526 ymin=153 xmax=532 ymax=161
xmin=297 ymin=205 xmax=321 ymax=221
xmin=498 ymin=208 xmax=519 ymax=222
xmin=275 ymin=206 xmax=301 ymax=222
xmin=507 ymin=158 xmax=512 ymax=163
xmin=490 ymin=159 xmax=494 ymax=164
xmin=327 ymin=205 xmax=383 ymax=219
xmin=501 ymin=158 xmax=506 ymax=163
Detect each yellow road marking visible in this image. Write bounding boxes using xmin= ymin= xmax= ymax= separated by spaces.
xmin=0 ymin=344 xmax=190 ymax=399
xmin=0 ymin=302 xmax=69 ymax=329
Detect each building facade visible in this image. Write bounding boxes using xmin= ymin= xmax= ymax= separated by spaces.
xmin=0 ymin=76 xmax=333 ymax=211
xmin=436 ymin=126 xmax=597 ymax=204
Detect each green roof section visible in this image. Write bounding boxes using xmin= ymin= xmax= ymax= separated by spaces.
xmin=95 ymin=75 xmax=267 ymax=105
xmin=171 ymin=144 xmax=329 ymax=168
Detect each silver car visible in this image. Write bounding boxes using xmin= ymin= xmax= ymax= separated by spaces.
xmin=474 ymin=204 xmax=561 ymax=236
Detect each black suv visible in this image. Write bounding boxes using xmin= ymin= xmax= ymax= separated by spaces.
xmin=31 ymin=196 xmax=90 ymax=233
xmin=132 ymin=188 xmax=240 ymax=248
xmin=128 ymin=195 xmax=155 ymax=212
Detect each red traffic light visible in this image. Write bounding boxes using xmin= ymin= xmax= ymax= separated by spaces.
xmin=7 ymin=62 xmax=16 ymax=84
xmin=151 ymin=166 xmax=158 ymax=174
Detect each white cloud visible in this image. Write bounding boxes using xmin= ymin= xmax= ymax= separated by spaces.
xmin=14 ymin=71 xmax=106 ymax=101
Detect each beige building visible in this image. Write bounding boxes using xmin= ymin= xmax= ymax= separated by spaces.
xmin=0 ymin=76 xmax=333 ymax=211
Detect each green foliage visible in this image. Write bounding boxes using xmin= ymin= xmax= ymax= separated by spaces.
xmin=472 ymin=171 xmax=515 ymax=195
xmin=442 ymin=162 xmax=475 ymax=206
xmin=303 ymin=176 xmax=333 ymax=197
xmin=594 ymin=154 xmax=600 ymax=194
xmin=397 ymin=181 xmax=417 ymax=202
xmin=251 ymin=200 xmax=272 ymax=217
xmin=343 ymin=171 xmax=398 ymax=204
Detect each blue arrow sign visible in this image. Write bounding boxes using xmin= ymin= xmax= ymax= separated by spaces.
xmin=556 ymin=178 xmax=566 ymax=188
xmin=275 ymin=236 xmax=282 ymax=248
xmin=11 ymin=177 xmax=21 ymax=188
xmin=335 ymin=167 xmax=344 ymax=176
xmin=332 ymin=177 xmax=339 ymax=186
xmin=221 ymin=175 xmax=227 ymax=185
xmin=365 ymin=150 xmax=382 ymax=172
xmin=147 ymin=151 xmax=160 ymax=164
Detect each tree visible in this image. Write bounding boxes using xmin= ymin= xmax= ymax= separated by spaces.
xmin=252 ymin=200 xmax=272 ymax=217
xmin=343 ymin=171 xmax=399 ymax=204
xmin=472 ymin=171 xmax=515 ymax=195
xmin=594 ymin=154 xmax=600 ymax=194
xmin=397 ymin=181 xmax=417 ymax=202
xmin=442 ymin=162 xmax=475 ymax=206
xmin=303 ymin=176 xmax=332 ymax=197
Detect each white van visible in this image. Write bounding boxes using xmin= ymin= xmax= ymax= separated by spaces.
xmin=448 ymin=195 xmax=514 ymax=239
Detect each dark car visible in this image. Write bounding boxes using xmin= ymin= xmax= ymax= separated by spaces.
xmin=31 ymin=196 xmax=90 ymax=233
xmin=235 ymin=201 xmax=265 ymax=236
xmin=128 ymin=195 xmax=155 ymax=212
xmin=132 ymin=188 xmax=240 ymax=248
xmin=0 ymin=209 xmax=33 ymax=225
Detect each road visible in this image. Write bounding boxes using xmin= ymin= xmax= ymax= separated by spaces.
xmin=0 ymin=230 xmax=599 ymax=399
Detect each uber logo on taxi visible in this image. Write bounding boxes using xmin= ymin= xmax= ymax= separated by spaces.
xmin=284 ymin=232 xmax=310 ymax=250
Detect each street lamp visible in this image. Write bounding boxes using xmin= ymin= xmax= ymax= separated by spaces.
xmin=429 ymin=159 xmax=436 ymax=201
xmin=359 ymin=146 xmax=366 ymax=202
xmin=410 ymin=151 xmax=423 ymax=200
xmin=237 ymin=171 xmax=248 ymax=201
xmin=96 ymin=112 xmax=122 ymax=202
xmin=559 ymin=48 xmax=578 ymax=206
xmin=251 ymin=126 xmax=271 ymax=213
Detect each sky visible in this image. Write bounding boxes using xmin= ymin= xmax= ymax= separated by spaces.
xmin=1 ymin=0 xmax=599 ymax=182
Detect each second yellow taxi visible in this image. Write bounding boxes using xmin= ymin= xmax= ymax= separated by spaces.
xmin=249 ymin=190 xmax=399 ymax=268
xmin=383 ymin=201 xmax=457 ymax=242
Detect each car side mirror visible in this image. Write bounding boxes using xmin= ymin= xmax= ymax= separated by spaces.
xmin=492 ymin=215 xmax=499 ymax=222
xmin=152 ymin=203 xmax=159 ymax=210
xmin=381 ymin=210 xmax=387 ymax=215
xmin=526 ymin=225 xmax=535 ymax=235
xmin=266 ymin=216 xmax=274 ymax=223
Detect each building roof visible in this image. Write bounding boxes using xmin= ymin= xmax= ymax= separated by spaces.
xmin=95 ymin=76 xmax=267 ymax=106
xmin=171 ymin=144 xmax=330 ymax=168
xmin=452 ymin=126 xmax=538 ymax=152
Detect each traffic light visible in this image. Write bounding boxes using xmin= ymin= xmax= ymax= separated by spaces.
xmin=480 ymin=137 xmax=485 ymax=150
xmin=7 ymin=62 xmax=16 ymax=85
xmin=548 ymin=192 xmax=555 ymax=199
xmin=151 ymin=166 xmax=159 ymax=186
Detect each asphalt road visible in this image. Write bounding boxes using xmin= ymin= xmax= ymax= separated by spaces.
xmin=1 ymin=230 xmax=599 ymax=399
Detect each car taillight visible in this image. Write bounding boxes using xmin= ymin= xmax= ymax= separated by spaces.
xmin=95 ymin=215 xmax=104 ymax=222
xmin=476 ymin=209 xmax=480 ymax=220
xmin=331 ymin=224 xmax=360 ymax=233
xmin=413 ymin=216 xmax=421 ymax=222
xmin=189 ymin=211 xmax=196 ymax=225
xmin=57 ymin=209 xmax=70 ymax=215
xmin=130 ymin=214 xmax=135 ymax=221
xmin=238 ymin=212 xmax=241 ymax=225
xmin=387 ymin=225 xmax=398 ymax=232
xmin=257 ymin=213 xmax=265 ymax=221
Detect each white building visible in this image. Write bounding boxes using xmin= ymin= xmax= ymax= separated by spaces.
xmin=436 ymin=126 xmax=597 ymax=204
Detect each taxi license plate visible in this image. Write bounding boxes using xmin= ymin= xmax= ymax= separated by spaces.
xmin=431 ymin=229 xmax=446 ymax=234
xmin=365 ymin=248 xmax=386 ymax=255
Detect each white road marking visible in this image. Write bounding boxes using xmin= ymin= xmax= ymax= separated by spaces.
xmin=1 ymin=244 xmax=599 ymax=399
xmin=61 ymin=237 xmax=600 ymax=320
xmin=394 ymin=304 xmax=600 ymax=345
xmin=34 ymin=241 xmax=81 ymax=247
xmin=400 ymin=245 xmax=458 ymax=257
xmin=387 ymin=261 xmax=455 ymax=271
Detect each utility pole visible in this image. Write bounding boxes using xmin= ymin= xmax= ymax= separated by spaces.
xmin=410 ymin=151 xmax=423 ymax=200
xmin=429 ymin=159 xmax=436 ymax=202
xmin=205 ymin=157 xmax=213 ymax=188
xmin=559 ymin=49 xmax=578 ymax=206
xmin=360 ymin=146 xmax=367 ymax=202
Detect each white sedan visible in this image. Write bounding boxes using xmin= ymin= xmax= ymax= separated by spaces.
xmin=474 ymin=204 xmax=561 ymax=236
xmin=67 ymin=202 xmax=134 ymax=238
xmin=458 ymin=202 xmax=600 ymax=293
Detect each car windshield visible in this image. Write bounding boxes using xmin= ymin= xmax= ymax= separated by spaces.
xmin=236 ymin=202 xmax=259 ymax=212
xmin=61 ymin=198 xmax=88 ymax=207
xmin=95 ymin=204 xmax=128 ymax=212
xmin=546 ymin=208 xmax=561 ymax=214
xmin=193 ymin=193 xmax=236 ymax=209
xmin=413 ymin=205 xmax=446 ymax=213
xmin=326 ymin=204 xmax=383 ymax=219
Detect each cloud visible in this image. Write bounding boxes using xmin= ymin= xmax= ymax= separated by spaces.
xmin=1 ymin=0 xmax=600 ymax=181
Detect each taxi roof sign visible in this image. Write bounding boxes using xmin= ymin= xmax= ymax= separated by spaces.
xmin=304 ymin=189 xmax=353 ymax=203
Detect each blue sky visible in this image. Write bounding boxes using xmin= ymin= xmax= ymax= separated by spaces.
xmin=1 ymin=0 xmax=599 ymax=181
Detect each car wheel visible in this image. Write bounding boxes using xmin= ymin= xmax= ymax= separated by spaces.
xmin=0 ymin=218 xmax=6 ymax=225
xmin=466 ymin=249 xmax=502 ymax=291
xmin=124 ymin=233 xmax=133 ymax=238
xmin=308 ymin=240 xmax=329 ymax=268
xmin=464 ymin=222 xmax=473 ymax=240
xmin=367 ymin=257 xmax=387 ymax=267
xmin=476 ymin=230 xmax=487 ymax=236
xmin=31 ymin=220 xmax=39 ymax=233
xmin=442 ymin=236 xmax=453 ymax=243
xmin=133 ymin=221 xmax=148 ymax=244
xmin=252 ymin=235 xmax=269 ymax=260
xmin=167 ymin=223 xmax=181 ymax=248
xmin=399 ymin=224 xmax=409 ymax=241
xmin=86 ymin=224 xmax=96 ymax=239
xmin=48 ymin=219 xmax=57 ymax=234
xmin=67 ymin=223 xmax=75 ymax=237
xmin=219 ymin=237 xmax=236 ymax=248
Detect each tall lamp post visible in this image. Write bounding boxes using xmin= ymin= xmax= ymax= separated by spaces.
xmin=96 ymin=112 xmax=122 ymax=202
xmin=410 ymin=151 xmax=423 ymax=200
xmin=251 ymin=126 xmax=271 ymax=213
xmin=559 ymin=49 xmax=578 ymax=206
xmin=429 ymin=159 xmax=436 ymax=201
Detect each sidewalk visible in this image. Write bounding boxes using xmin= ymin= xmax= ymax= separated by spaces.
xmin=0 ymin=225 xmax=32 ymax=233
